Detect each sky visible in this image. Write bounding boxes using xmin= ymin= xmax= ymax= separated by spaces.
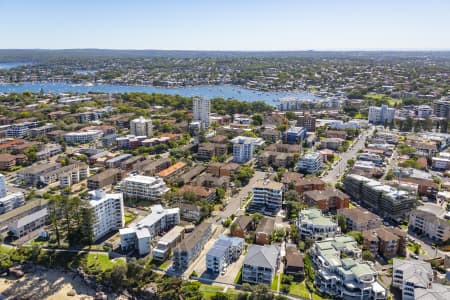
xmin=0 ymin=0 xmax=449 ymax=51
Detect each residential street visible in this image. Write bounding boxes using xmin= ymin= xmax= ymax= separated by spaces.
xmin=323 ymin=127 xmax=374 ymax=182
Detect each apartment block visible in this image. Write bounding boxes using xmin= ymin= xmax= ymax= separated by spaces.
xmin=310 ymin=236 xmax=386 ymax=299
xmin=362 ymin=227 xmax=407 ymax=258
xmin=409 ymin=203 xmax=450 ymax=244
xmin=197 ymin=143 xmax=227 ymax=160
xmin=231 ymin=136 xmax=264 ymax=163
xmin=248 ymin=180 xmax=283 ymax=216
xmin=206 ymin=234 xmax=244 ymax=273
xmin=120 ymin=174 xmax=169 ymax=201
xmin=304 ymin=188 xmax=350 ymax=213
xmin=9 ymin=208 xmax=48 ymax=238
xmin=344 ymin=174 xmax=416 ymax=220
xmin=242 ymin=244 xmax=280 ymax=285
xmin=17 ymin=163 xmax=61 ymax=186
xmin=368 ymin=105 xmax=395 ymax=124
xmin=64 ymin=129 xmax=103 ymax=144
xmin=433 ymin=100 xmax=450 ymax=118
xmin=282 ymin=126 xmax=307 ymax=144
xmin=0 ymin=192 xmax=25 ymax=214
xmin=338 ymin=207 xmax=382 ymax=232
xmin=297 ymin=152 xmax=322 ymax=174
xmin=392 ymin=259 xmax=433 ymax=300
xmin=297 ymin=115 xmax=316 ymax=132
xmin=87 ymin=190 xmax=125 ymax=241
xmin=297 ymin=208 xmax=339 ymax=240
xmin=119 ymin=205 xmax=180 ymax=256
xmin=152 ymin=225 xmax=185 ymax=261
xmin=130 ymin=116 xmax=153 ymax=137
xmin=173 ymin=222 xmax=212 ymax=271
xmin=40 ymin=163 xmax=89 ymax=188
xmin=192 ymin=97 xmax=210 ymax=129
xmin=87 ymin=168 xmax=123 ymax=190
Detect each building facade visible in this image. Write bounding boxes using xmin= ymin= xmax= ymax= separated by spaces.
xmin=248 ymin=180 xmax=283 ymax=216
xmin=298 ymin=152 xmax=322 ymax=174
xmin=130 ymin=116 xmax=153 ymax=137
xmin=368 ymin=105 xmax=395 ymax=124
xmin=120 ymin=174 xmax=169 ymax=201
xmin=192 ymin=97 xmax=211 ymax=129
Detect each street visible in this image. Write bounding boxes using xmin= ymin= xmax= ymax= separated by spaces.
xmin=322 ymin=127 xmax=374 ymax=183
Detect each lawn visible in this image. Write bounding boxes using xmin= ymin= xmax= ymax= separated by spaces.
xmin=199 ymin=284 xmax=224 ymax=300
xmin=124 ymin=213 xmax=136 ymax=225
xmin=234 ymin=267 xmax=242 ymax=284
xmin=271 ymin=274 xmax=280 ymax=291
xmin=289 ymin=281 xmax=310 ymax=299
xmin=85 ymin=252 xmax=124 ymax=271
xmin=159 ymin=260 xmax=170 ymax=270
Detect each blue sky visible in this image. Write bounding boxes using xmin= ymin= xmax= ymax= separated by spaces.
xmin=0 ymin=0 xmax=449 ymax=50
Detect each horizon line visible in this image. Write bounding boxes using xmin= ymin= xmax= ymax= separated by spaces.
xmin=1 ymin=48 xmax=450 ymax=52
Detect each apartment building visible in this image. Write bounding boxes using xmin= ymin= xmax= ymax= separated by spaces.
xmin=297 ymin=115 xmax=316 ymax=132
xmin=282 ymin=126 xmax=307 ymax=144
xmin=297 ymin=152 xmax=322 ymax=174
xmin=179 ymin=203 xmax=206 ymax=223
xmin=87 ymin=168 xmax=123 ymax=190
xmin=41 ymin=163 xmax=89 ymax=188
xmin=242 ymin=244 xmax=280 ymax=285
xmin=392 ymin=259 xmax=433 ymax=300
xmin=197 ymin=143 xmax=227 ymax=160
xmin=152 ymin=225 xmax=185 ymax=261
xmin=0 ymin=192 xmax=25 ymax=214
xmin=344 ymin=174 xmax=416 ymax=220
xmin=368 ymin=105 xmax=395 ymax=124
xmin=260 ymin=129 xmax=280 ymax=142
xmin=248 ymin=180 xmax=283 ymax=216
xmin=87 ymin=189 xmax=125 ymax=241
xmin=362 ymin=227 xmax=407 ymax=258
xmin=297 ymin=208 xmax=339 ymax=240
xmin=105 ymin=154 xmax=133 ymax=168
xmin=310 ymin=236 xmax=386 ymax=300
xmin=338 ymin=207 xmax=382 ymax=231
xmin=433 ymin=100 xmax=450 ymax=118
xmin=17 ymin=163 xmax=61 ymax=186
xmin=320 ymin=138 xmax=345 ymax=151
xmin=0 ymin=175 xmax=6 ymax=198
xmin=192 ymin=97 xmax=210 ymax=129
xmin=206 ymin=235 xmax=244 ymax=274
xmin=120 ymin=174 xmax=169 ymax=201
xmin=231 ymin=136 xmax=264 ymax=163
xmin=173 ymin=222 xmax=212 ymax=271
xmin=28 ymin=124 xmax=56 ymax=138
xmin=0 ymin=154 xmax=17 ymax=171
xmin=137 ymin=158 xmax=172 ymax=176
xmin=409 ymin=203 xmax=450 ymax=244
xmin=36 ymin=144 xmax=62 ymax=160
xmin=6 ymin=122 xmax=36 ymax=138
xmin=9 ymin=207 xmax=48 ymax=238
xmin=64 ymin=130 xmax=103 ymax=144
xmin=130 ymin=116 xmax=153 ymax=137
xmin=119 ymin=205 xmax=180 ymax=255
xmin=304 ymin=188 xmax=350 ymax=213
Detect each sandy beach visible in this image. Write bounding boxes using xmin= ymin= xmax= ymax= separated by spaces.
xmin=0 ymin=268 xmax=96 ymax=300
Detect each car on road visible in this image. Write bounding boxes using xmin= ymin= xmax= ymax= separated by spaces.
xmin=410 ymin=253 xmax=419 ymax=259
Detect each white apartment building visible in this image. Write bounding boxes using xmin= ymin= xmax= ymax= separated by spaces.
xmin=416 ymin=105 xmax=433 ymax=119
xmin=120 ymin=174 xmax=169 ymax=201
xmin=0 ymin=174 xmax=6 ymax=198
xmin=6 ymin=122 xmax=36 ymax=138
xmin=297 ymin=208 xmax=339 ymax=240
xmin=130 ymin=116 xmax=153 ymax=137
xmin=87 ymin=189 xmax=125 ymax=241
xmin=392 ymin=259 xmax=435 ymax=300
xmin=9 ymin=208 xmax=48 ymax=238
xmin=368 ymin=105 xmax=395 ymax=124
xmin=119 ymin=205 xmax=180 ymax=255
xmin=298 ymin=152 xmax=322 ymax=174
xmin=205 ymin=234 xmax=244 ymax=274
xmin=248 ymin=180 xmax=283 ymax=216
xmin=0 ymin=192 xmax=25 ymax=214
xmin=311 ymin=236 xmax=386 ymax=299
xmin=192 ymin=97 xmax=210 ymax=129
xmin=409 ymin=203 xmax=450 ymax=244
xmin=64 ymin=130 xmax=103 ymax=144
xmin=231 ymin=136 xmax=265 ymax=163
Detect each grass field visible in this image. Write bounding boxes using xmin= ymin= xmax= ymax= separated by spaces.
xmin=289 ymin=281 xmax=310 ymax=298
xmin=199 ymin=284 xmax=225 ymax=300
xmin=234 ymin=267 xmax=242 ymax=284
xmin=124 ymin=213 xmax=136 ymax=225
xmin=85 ymin=252 xmax=125 ymax=271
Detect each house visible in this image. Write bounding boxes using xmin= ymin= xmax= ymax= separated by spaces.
xmin=230 ymin=215 xmax=253 ymax=238
xmin=255 ymin=217 xmax=275 ymax=245
xmin=284 ymin=245 xmax=304 ymax=279
xmin=242 ymin=244 xmax=280 ymax=285
xmin=173 ymin=222 xmax=212 ymax=271
xmin=338 ymin=207 xmax=382 ymax=231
